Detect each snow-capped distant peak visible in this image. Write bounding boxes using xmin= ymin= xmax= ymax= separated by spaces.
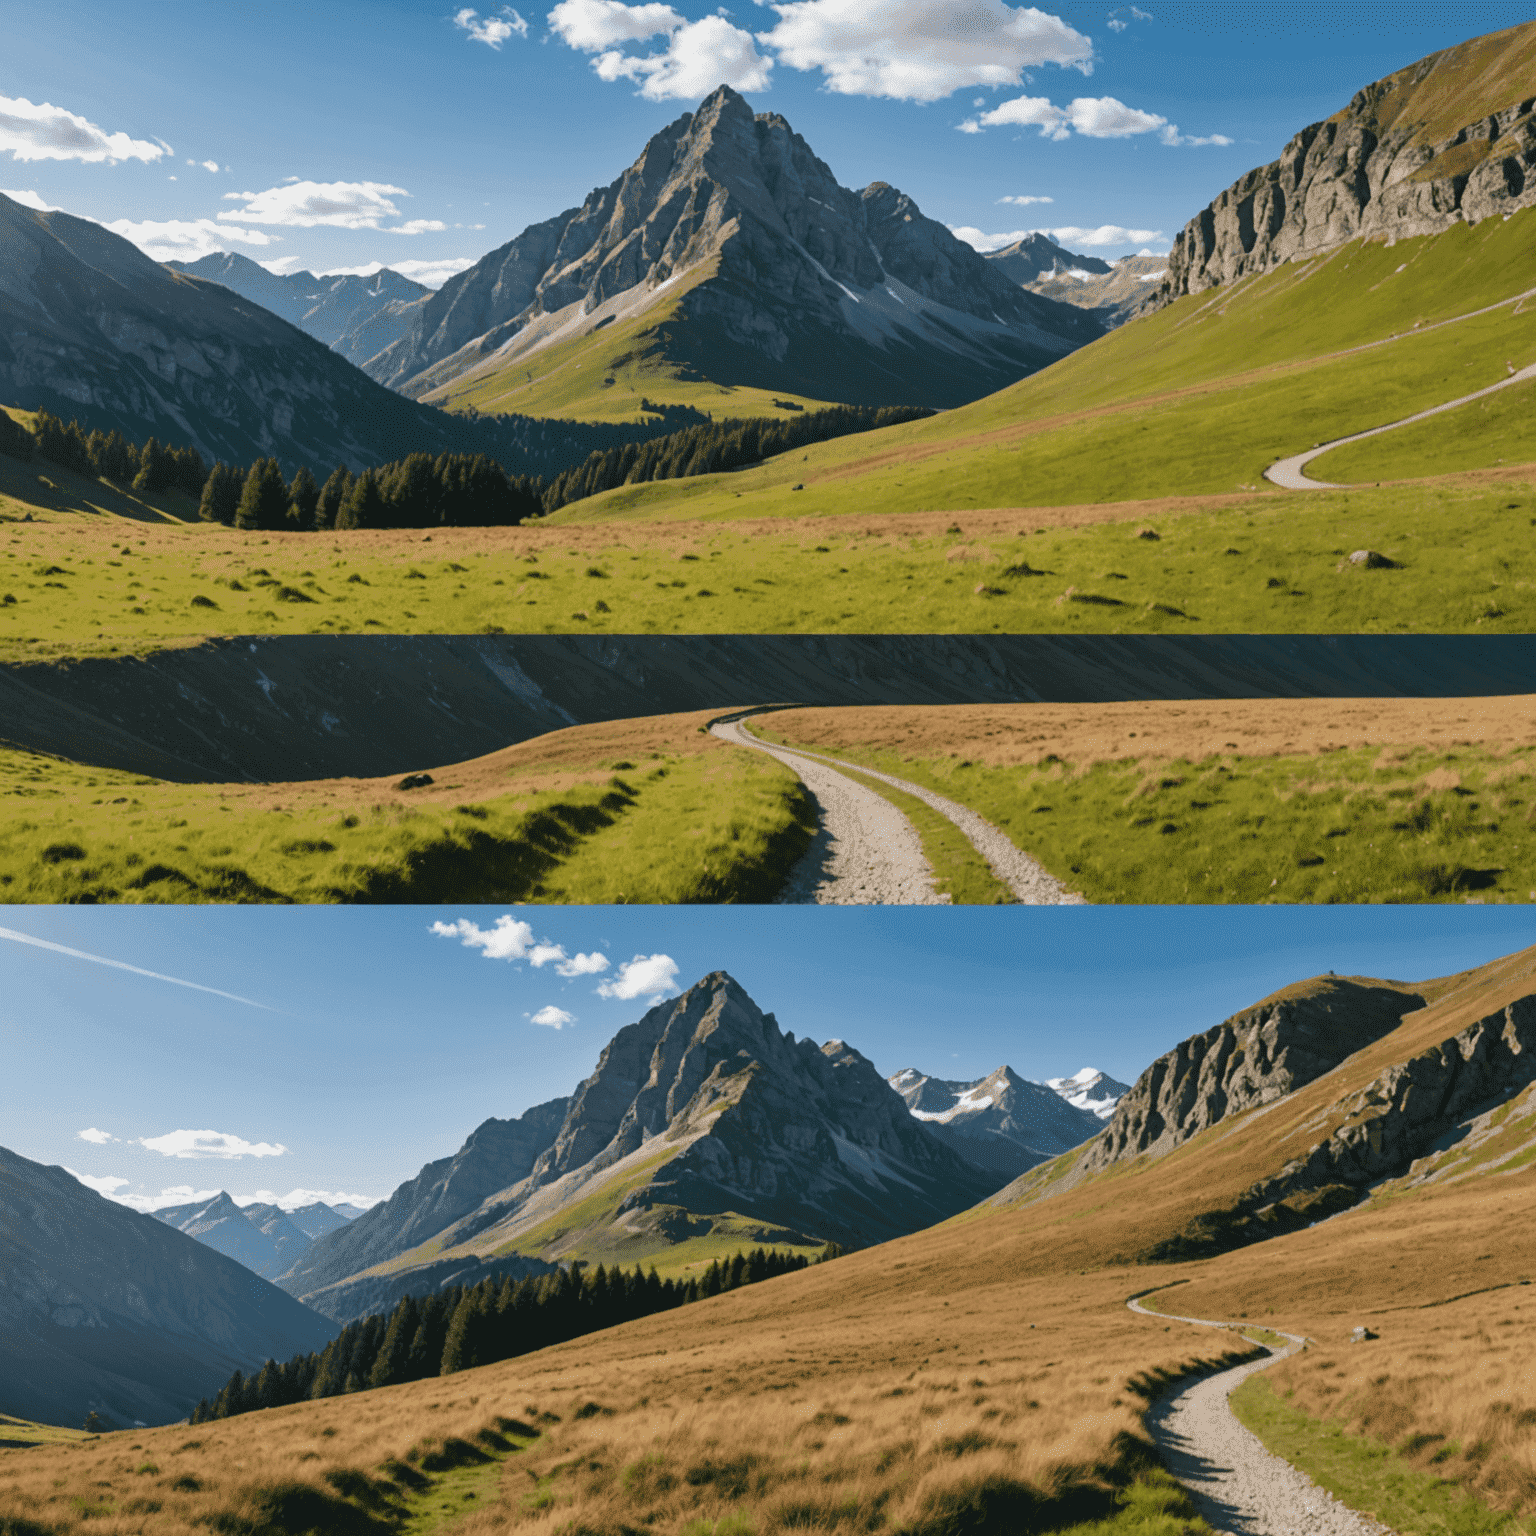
xmin=1045 ymin=1068 xmax=1132 ymax=1120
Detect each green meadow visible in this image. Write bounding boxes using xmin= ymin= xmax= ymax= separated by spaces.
xmin=0 ymin=742 xmax=812 ymax=904
xmin=751 ymin=725 xmax=1536 ymax=904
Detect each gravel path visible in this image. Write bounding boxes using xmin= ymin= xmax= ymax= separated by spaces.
xmin=1265 ymin=360 xmax=1536 ymax=490
xmin=1127 ymin=1293 xmax=1395 ymax=1535
xmin=711 ymin=718 xmax=945 ymax=905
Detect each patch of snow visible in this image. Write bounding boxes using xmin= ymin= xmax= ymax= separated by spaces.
xmin=830 ymin=1133 xmax=921 ymax=1190
xmin=1137 ymin=270 xmax=1168 ymax=282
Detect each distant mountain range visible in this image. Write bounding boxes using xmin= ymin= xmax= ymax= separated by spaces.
xmin=151 ymin=1192 xmax=362 ymax=1281
xmin=365 ymin=86 xmax=1101 ymax=412
xmin=1044 ymin=1068 xmax=1133 ymax=1120
xmin=0 ymin=1146 xmax=335 ymax=1429
xmin=164 ymin=253 xmax=429 ymax=370
xmin=886 ymin=1064 xmax=1109 ymax=1175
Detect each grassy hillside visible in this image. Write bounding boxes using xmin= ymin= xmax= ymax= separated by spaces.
xmin=4 ymin=470 xmax=1533 ymax=659
xmin=418 ymin=262 xmax=840 ymax=424
xmin=754 ymin=697 xmax=1536 ymax=904
xmin=9 ymin=947 xmax=1536 ymax=1536
xmin=0 ymin=711 xmax=813 ymax=904
xmin=544 ymin=210 xmax=1536 ymax=523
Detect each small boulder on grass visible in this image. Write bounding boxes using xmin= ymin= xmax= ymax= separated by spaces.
xmin=396 ymin=772 xmax=434 ymax=790
xmin=1339 ymin=549 xmax=1402 ymax=570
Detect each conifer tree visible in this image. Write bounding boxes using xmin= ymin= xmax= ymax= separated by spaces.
xmin=368 ymin=1295 xmax=420 ymax=1390
xmin=198 ymin=462 xmax=242 ymax=525
xmin=286 ymin=465 xmax=319 ymax=531
xmin=313 ymin=466 xmax=352 ymax=531
xmin=235 ymin=458 xmax=289 ymax=531
xmin=334 ymin=468 xmax=385 ymax=530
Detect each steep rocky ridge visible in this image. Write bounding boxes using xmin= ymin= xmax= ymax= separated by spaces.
xmin=1081 ymin=976 xmax=1428 ymax=1173
xmin=1023 ymin=257 xmax=1169 ymax=329
xmin=276 ymin=1096 xmax=569 ymax=1300
xmin=984 ymin=233 xmax=1112 ymax=286
xmin=297 ymin=975 xmax=1004 ymax=1314
xmin=370 ymin=87 xmax=1100 ymax=410
xmin=1162 ymin=20 xmax=1536 ymax=298
xmin=167 ymin=252 xmax=429 ymax=369
xmin=4 ymin=633 xmax=1532 ymax=787
xmin=887 ymin=1065 xmax=1102 ymax=1175
xmin=0 ymin=1146 xmax=335 ymax=1428
xmin=152 ymin=1194 xmax=359 ymax=1281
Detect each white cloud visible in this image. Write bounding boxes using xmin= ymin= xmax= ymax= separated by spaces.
xmin=138 ymin=1129 xmax=288 ymax=1160
xmin=0 ymin=94 xmax=167 ymax=164
xmin=77 ymin=1127 xmax=115 ymax=1144
xmin=112 ymin=1182 xmax=222 ymax=1212
xmin=103 ymin=216 xmax=278 ymax=262
xmin=1105 ymin=5 xmax=1152 ymax=32
xmin=530 ymin=1004 xmax=576 ymax=1028
xmin=455 ymin=5 xmax=529 ymax=45
xmin=200 ymin=159 xmax=222 ymax=173
xmin=219 ymin=180 xmax=432 ymax=232
xmin=594 ymin=14 xmax=772 ymax=98
xmin=961 ymin=93 xmax=1166 ymax=139
xmin=236 ymin=1188 xmax=380 ymax=1210
xmin=529 ymin=942 xmax=567 ymax=968
xmin=759 ymin=0 xmax=1092 ymax=101
xmin=597 ymin=952 xmax=679 ymax=1001
xmin=3 ymin=188 xmax=62 ymax=211
xmin=950 ymin=221 xmax=1162 ymax=252
xmin=1159 ymin=125 xmax=1233 ymax=147
xmin=432 ymin=914 xmax=536 ymax=959
xmin=549 ymin=0 xmax=684 ymax=48
xmin=557 ymin=951 xmax=609 ymax=977
xmin=66 ymin=1169 xmax=130 ymax=1197
xmin=998 ymin=194 xmax=1052 ymax=206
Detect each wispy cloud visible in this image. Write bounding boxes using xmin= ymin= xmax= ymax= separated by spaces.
xmin=998 ymin=194 xmax=1053 ymax=206
xmin=0 ymin=926 xmax=276 ymax=1009
xmin=138 ymin=1129 xmax=288 ymax=1160
xmin=219 ymin=181 xmax=442 ymax=233
xmin=431 ymin=916 xmax=609 ymax=975
xmin=103 ymin=216 xmax=278 ymax=262
xmin=949 ymin=222 xmax=1163 ymax=252
xmin=66 ymin=1169 xmax=131 ymax=1197
xmin=529 ymin=1005 xmax=576 ymax=1028
xmin=0 ymin=94 xmax=167 ymax=163
xmin=597 ymin=953 xmax=679 ymax=1001
xmin=454 ymin=5 xmax=529 ymax=47
xmin=2 ymin=187 xmax=62 ymax=211
xmin=77 ymin=1127 xmax=115 ymax=1144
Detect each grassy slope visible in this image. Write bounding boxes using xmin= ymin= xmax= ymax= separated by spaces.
xmin=0 ymin=711 xmax=814 ymax=904
xmin=4 ymin=471 xmax=1534 ymax=658
xmin=544 ymin=209 xmax=1536 ymax=523
xmin=753 ymin=721 xmax=1536 ymax=905
xmin=9 ymin=949 xmax=1536 ymax=1536
xmin=419 ymin=262 xmax=839 ymax=424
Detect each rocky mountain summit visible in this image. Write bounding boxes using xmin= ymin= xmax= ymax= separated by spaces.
xmin=1081 ymin=976 xmax=1427 ymax=1174
xmin=887 ymin=1065 xmax=1103 ymax=1175
xmin=1162 ymin=19 xmax=1536 ymax=298
xmin=984 ymin=233 xmax=1111 ymax=286
xmin=0 ymin=1146 xmax=334 ymax=1429
xmin=152 ymin=1193 xmax=359 ymax=1281
xmin=282 ymin=974 xmax=1004 ymax=1321
xmin=1043 ymin=1068 xmax=1132 ymax=1120
xmin=167 ymin=252 xmax=429 ymax=369
xmin=370 ymin=86 xmax=1099 ymax=409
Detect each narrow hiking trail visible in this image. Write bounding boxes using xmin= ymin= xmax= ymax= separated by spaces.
xmin=1265 ymin=360 xmax=1536 ymax=490
xmin=710 ymin=713 xmax=1082 ymax=906
xmin=1126 ymin=1293 xmax=1394 ymax=1535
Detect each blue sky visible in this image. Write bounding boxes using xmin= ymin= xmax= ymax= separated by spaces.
xmin=3 ymin=1 xmax=1531 ymax=283
xmin=3 ymin=905 xmax=1531 ymax=1216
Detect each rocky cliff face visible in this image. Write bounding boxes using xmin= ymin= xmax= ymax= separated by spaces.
xmin=277 ymin=1096 xmax=569 ymax=1298
xmin=887 ymin=1064 xmax=1103 ymax=1175
xmin=0 ymin=1147 xmax=335 ymax=1428
xmin=168 ymin=252 xmax=430 ymax=369
xmin=370 ymin=87 xmax=1100 ymax=408
xmin=1082 ymin=977 xmax=1427 ymax=1173
xmin=1162 ymin=21 xmax=1536 ymax=298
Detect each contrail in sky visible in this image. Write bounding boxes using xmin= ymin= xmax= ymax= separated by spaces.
xmin=0 ymin=926 xmax=276 ymax=1010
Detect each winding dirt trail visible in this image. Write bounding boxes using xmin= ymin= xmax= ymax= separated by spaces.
xmin=1127 ymin=1293 xmax=1394 ymax=1534
xmin=1265 ymin=361 xmax=1536 ymax=490
xmin=711 ymin=713 xmax=1082 ymax=905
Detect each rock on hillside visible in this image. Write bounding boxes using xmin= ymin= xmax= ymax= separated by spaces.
xmin=1044 ymin=1068 xmax=1132 ymax=1120
xmin=1162 ymin=19 xmax=1536 ymax=298
xmin=0 ymin=193 xmax=535 ymax=474
xmin=887 ymin=1065 xmax=1102 ymax=1175
xmin=1081 ymin=976 xmax=1427 ymax=1174
xmin=0 ymin=1146 xmax=335 ymax=1428
xmin=276 ymin=1096 xmax=570 ymax=1300
xmin=370 ymin=86 xmax=1100 ymax=409
xmin=167 ymin=252 xmax=429 ymax=369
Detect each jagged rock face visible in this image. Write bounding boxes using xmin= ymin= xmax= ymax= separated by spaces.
xmin=985 ymin=234 xmax=1112 ymax=285
xmin=167 ymin=252 xmax=430 ymax=369
xmin=152 ymin=1191 xmax=309 ymax=1280
xmin=250 ymin=1200 xmax=357 ymax=1243
xmin=1163 ymin=23 xmax=1536 ymax=298
xmin=1021 ymin=257 xmax=1170 ymax=330
xmin=1045 ymin=1068 xmax=1132 ymax=1120
xmin=1083 ymin=978 xmax=1427 ymax=1172
xmin=0 ymin=192 xmax=480 ymax=473
xmin=276 ymin=1097 xmax=568 ymax=1297
xmin=887 ymin=1065 xmax=1103 ymax=1175
xmin=370 ymin=87 xmax=1100 ymax=408
xmin=0 ymin=1146 xmax=335 ymax=1428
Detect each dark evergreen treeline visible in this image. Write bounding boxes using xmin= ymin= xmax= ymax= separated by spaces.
xmin=539 ymin=403 xmax=933 ymax=513
xmin=1 ymin=402 xmax=934 ymax=527
xmin=192 ymin=1245 xmax=837 ymax=1424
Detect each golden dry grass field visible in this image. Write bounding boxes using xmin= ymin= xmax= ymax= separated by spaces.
xmin=7 ymin=948 xmax=1536 ymax=1536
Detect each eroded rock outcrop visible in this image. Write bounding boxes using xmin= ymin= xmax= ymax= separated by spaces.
xmin=1161 ymin=21 xmax=1536 ymax=299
